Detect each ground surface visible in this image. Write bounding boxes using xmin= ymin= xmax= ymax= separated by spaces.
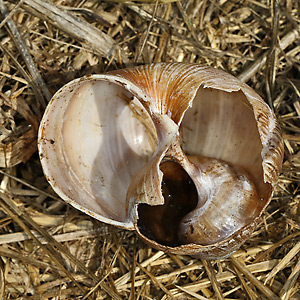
xmin=0 ymin=0 xmax=299 ymax=299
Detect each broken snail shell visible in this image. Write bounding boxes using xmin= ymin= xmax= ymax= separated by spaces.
xmin=38 ymin=63 xmax=283 ymax=259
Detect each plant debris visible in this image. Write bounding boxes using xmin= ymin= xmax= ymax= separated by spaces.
xmin=0 ymin=0 xmax=299 ymax=299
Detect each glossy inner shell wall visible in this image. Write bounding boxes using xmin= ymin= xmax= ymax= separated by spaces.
xmin=39 ymin=79 xmax=157 ymax=226
xmin=181 ymin=87 xmax=271 ymax=209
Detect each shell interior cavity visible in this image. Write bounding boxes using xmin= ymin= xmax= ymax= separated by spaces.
xmin=38 ymin=63 xmax=283 ymax=259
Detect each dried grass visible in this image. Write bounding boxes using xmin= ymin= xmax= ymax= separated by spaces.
xmin=0 ymin=0 xmax=299 ymax=299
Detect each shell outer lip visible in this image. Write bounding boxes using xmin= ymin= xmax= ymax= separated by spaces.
xmin=134 ymin=211 xmax=260 ymax=259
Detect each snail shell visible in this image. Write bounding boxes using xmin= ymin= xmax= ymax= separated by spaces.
xmin=38 ymin=63 xmax=283 ymax=259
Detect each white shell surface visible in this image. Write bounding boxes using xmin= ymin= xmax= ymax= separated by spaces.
xmin=38 ymin=76 xmax=157 ymax=228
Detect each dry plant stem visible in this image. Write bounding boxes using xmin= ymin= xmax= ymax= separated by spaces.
xmin=297 ymin=197 xmax=300 ymax=223
xmin=63 ymin=7 xmax=113 ymax=28
xmin=176 ymin=1 xmax=201 ymax=46
xmin=96 ymin=259 xmax=279 ymax=291
xmin=0 ymin=90 xmax=39 ymax=130
xmin=0 ymin=0 xmax=23 ymax=29
xmin=108 ymin=0 xmax=179 ymax=2
xmin=174 ymin=285 xmax=209 ymax=300
xmin=0 ymin=193 xmax=87 ymax=295
xmin=201 ymin=259 xmax=224 ymax=300
xmin=0 ymin=0 xmax=50 ymax=108
xmin=286 ymin=219 xmax=300 ymax=231
xmin=135 ymin=0 xmax=159 ymax=63
xmin=0 ymin=227 xmax=104 ymax=245
xmin=153 ymin=30 xmax=169 ymax=62
xmin=0 ymin=43 xmax=42 ymax=115
xmin=0 ymin=169 xmax=61 ymax=202
xmin=253 ymin=231 xmax=300 ymax=263
xmin=129 ymin=241 xmax=137 ymax=300
xmin=0 ymin=125 xmax=36 ymax=167
xmin=138 ymin=263 xmax=173 ymax=298
xmin=127 ymin=4 xmax=160 ymax=23
xmin=279 ymin=256 xmax=300 ymax=300
xmin=230 ymin=256 xmax=280 ymax=300
xmin=265 ymin=0 xmax=279 ymax=108
xmin=81 ymin=249 xmax=121 ymax=300
xmin=238 ymin=28 xmax=300 ymax=82
xmin=0 ymin=193 xmax=123 ymax=300
xmin=264 ymin=241 xmax=300 ymax=284
xmin=0 ymin=245 xmax=60 ymax=270
xmin=232 ymin=264 xmax=257 ymax=300
xmin=17 ymin=0 xmax=126 ymax=63
xmin=0 ymin=259 xmax=4 ymax=300
xmin=115 ymin=251 xmax=165 ymax=287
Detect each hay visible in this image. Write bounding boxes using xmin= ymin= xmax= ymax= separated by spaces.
xmin=0 ymin=0 xmax=299 ymax=298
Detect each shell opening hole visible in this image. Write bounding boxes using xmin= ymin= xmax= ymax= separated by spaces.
xmin=137 ymin=160 xmax=198 ymax=247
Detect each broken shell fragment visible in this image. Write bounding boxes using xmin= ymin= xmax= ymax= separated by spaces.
xmin=38 ymin=63 xmax=283 ymax=259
